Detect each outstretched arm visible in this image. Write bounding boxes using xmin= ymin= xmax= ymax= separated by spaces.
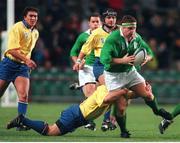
xmin=103 ymin=88 xmax=128 ymax=104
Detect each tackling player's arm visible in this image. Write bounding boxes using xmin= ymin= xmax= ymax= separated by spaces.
xmin=103 ymin=88 xmax=128 ymax=104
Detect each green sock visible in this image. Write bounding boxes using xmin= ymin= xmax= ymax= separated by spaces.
xmin=145 ymin=97 xmax=159 ymax=115
xmin=115 ymin=113 xmax=127 ymax=133
xmin=172 ymin=104 xmax=180 ymax=118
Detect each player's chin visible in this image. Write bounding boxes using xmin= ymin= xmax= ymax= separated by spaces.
xmin=30 ymin=22 xmax=36 ymax=27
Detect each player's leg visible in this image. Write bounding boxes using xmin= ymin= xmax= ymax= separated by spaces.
xmin=114 ymin=96 xmax=131 ymax=138
xmin=7 ymin=114 xmax=51 ymax=135
xmin=103 ymin=71 xmax=130 ymax=133
xmin=82 ymin=83 xmax=96 ymax=97
xmin=159 ymin=104 xmax=180 ymax=134
xmin=14 ymin=76 xmax=29 ymax=116
xmin=97 ymin=74 xmax=114 ymax=131
xmin=55 ymin=104 xmax=88 ymax=135
xmin=128 ymin=70 xmax=172 ymax=120
xmin=0 ymin=79 xmax=10 ymax=98
xmin=78 ymin=66 xmax=97 ymax=130
xmin=0 ymin=58 xmax=12 ymax=97
xmin=13 ymin=76 xmax=31 ymax=131
xmin=96 ymin=74 xmax=115 ymax=131
xmin=83 ymin=83 xmax=97 ymax=131
xmin=171 ymin=104 xmax=180 ymax=118
xmin=130 ymin=82 xmax=172 ymax=120
xmin=7 ymin=114 xmax=61 ymax=135
xmin=82 ymin=83 xmax=97 ymax=130
xmin=7 ymin=104 xmax=88 ymax=136
xmin=103 ymin=88 xmax=130 ymax=137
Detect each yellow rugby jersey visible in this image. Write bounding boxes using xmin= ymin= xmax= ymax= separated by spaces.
xmin=5 ymin=21 xmax=39 ymax=63
xmin=81 ymin=27 xmax=109 ymax=57
xmin=79 ymin=85 xmax=110 ymax=120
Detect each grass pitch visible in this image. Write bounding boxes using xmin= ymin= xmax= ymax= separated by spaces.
xmin=0 ymin=103 xmax=179 ymax=142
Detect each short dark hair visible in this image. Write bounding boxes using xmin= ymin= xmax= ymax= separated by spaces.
xmin=88 ymin=12 xmax=101 ymax=21
xmin=120 ymin=15 xmax=137 ymax=24
xmin=23 ymin=6 xmax=39 ymax=17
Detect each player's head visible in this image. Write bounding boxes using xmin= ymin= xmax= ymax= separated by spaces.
xmin=120 ymin=15 xmax=137 ymax=41
xmin=23 ymin=7 xmax=39 ymax=28
xmin=88 ymin=13 xmax=101 ymax=31
xmin=102 ymin=8 xmax=117 ymax=28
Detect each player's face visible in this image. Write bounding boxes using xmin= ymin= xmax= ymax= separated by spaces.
xmin=89 ymin=17 xmax=101 ymax=31
xmin=24 ymin=11 xmax=38 ymax=28
xmin=104 ymin=16 xmax=116 ymax=27
xmin=121 ymin=26 xmax=136 ymax=41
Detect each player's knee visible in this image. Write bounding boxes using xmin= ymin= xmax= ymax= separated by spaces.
xmin=47 ymin=124 xmax=61 ymax=136
xmin=84 ymin=89 xmax=94 ymax=97
xmin=116 ymin=105 xmax=127 ymax=116
xmin=144 ymin=91 xmax=154 ymax=101
xmin=119 ymin=108 xmax=126 ymax=116
xmin=18 ymin=92 xmax=28 ymax=102
xmin=41 ymin=123 xmax=49 ymax=136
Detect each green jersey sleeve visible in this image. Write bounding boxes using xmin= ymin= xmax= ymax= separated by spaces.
xmin=141 ymin=40 xmax=154 ymax=58
xmin=70 ymin=32 xmax=89 ymax=57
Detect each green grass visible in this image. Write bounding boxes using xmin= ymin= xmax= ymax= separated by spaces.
xmin=0 ymin=103 xmax=179 ymax=142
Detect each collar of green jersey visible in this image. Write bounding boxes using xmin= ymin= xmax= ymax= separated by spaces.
xmin=119 ymin=28 xmax=138 ymax=41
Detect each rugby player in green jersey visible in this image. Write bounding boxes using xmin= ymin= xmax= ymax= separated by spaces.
xmin=70 ymin=13 xmax=101 ymax=97
xmin=100 ymin=15 xmax=172 ymax=138
xmin=70 ymin=13 xmax=101 ymax=130
xmin=73 ymin=8 xmax=119 ymax=132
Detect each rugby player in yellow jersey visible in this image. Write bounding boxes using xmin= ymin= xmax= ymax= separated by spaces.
xmin=0 ymin=7 xmax=39 ymax=130
xmin=6 ymin=85 xmax=131 ymax=136
xmin=73 ymin=8 xmax=118 ymax=131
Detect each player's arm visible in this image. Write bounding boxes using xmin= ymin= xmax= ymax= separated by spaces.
xmin=100 ymin=38 xmax=134 ymax=66
xmin=70 ymin=34 xmax=86 ymax=64
xmin=6 ymin=27 xmax=37 ymax=69
xmin=112 ymin=54 xmax=135 ymax=65
xmin=103 ymin=88 xmax=128 ymax=104
xmin=141 ymin=39 xmax=154 ymax=66
xmin=7 ymin=49 xmax=37 ymax=70
xmin=73 ymin=34 xmax=96 ymax=71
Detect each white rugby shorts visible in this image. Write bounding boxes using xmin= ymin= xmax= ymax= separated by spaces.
xmin=78 ymin=64 xmax=96 ymax=86
xmin=104 ymin=67 xmax=145 ymax=91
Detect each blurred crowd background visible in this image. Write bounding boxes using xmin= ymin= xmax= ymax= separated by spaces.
xmin=0 ymin=0 xmax=180 ymax=103
xmin=1 ymin=0 xmax=180 ymax=70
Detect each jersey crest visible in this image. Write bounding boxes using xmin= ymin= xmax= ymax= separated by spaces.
xmin=121 ymin=43 xmax=126 ymax=50
xmin=133 ymin=41 xmax=138 ymax=50
xmin=100 ymin=38 xmax=105 ymax=44
xmin=24 ymin=32 xmax=29 ymax=39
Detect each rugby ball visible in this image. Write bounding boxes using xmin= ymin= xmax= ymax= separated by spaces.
xmin=133 ymin=48 xmax=147 ymax=66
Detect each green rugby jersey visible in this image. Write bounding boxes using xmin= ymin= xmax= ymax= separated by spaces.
xmin=70 ymin=29 xmax=95 ymax=66
xmin=100 ymin=29 xmax=154 ymax=72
